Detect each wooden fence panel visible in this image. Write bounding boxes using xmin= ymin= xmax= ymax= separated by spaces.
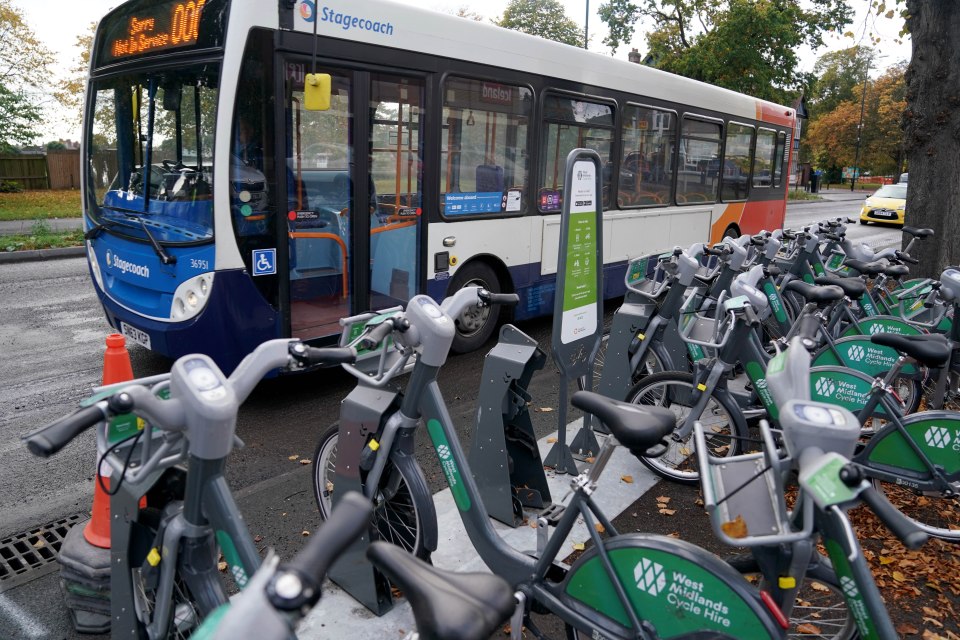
xmin=46 ymin=150 xmax=81 ymax=190
xmin=0 ymin=154 xmax=49 ymax=189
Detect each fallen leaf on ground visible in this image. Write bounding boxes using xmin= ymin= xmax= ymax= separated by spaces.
xmin=572 ymin=542 xmax=585 ymax=551
xmin=254 ymin=535 xmax=263 ymax=543
xmin=217 ymin=561 xmax=227 ymax=572
xmin=546 ymin=437 xmax=557 ymax=443
xmin=656 ymin=496 xmax=670 ymax=503
xmin=301 ymin=530 xmax=310 ymax=537
xmin=896 ymin=622 xmax=920 ymax=635
xmin=621 ymin=475 xmax=633 ymax=483
xmin=299 ymin=459 xmax=310 ymax=465
xmin=659 ymin=508 xmax=676 ymax=516
xmin=537 ymin=407 xmax=554 ymax=413
xmin=796 ymin=623 xmax=821 ymax=635
xmin=595 ymin=523 xmax=605 ymax=533
xmin=288 ymin=455 xmax=299 ymax=460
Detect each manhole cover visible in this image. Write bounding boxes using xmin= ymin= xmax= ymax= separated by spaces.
xmin=0 ymin=513 xmax=88 ymax=594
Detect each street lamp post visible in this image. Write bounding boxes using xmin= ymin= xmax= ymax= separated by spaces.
xmin=584 ymin=0 xmax=589 ymax=49
xmin=850 ymin=63 xmax=870 ymax=192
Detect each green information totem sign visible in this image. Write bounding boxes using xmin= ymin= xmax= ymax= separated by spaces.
xmin=544 ymin=149 xmax=604 ymax=475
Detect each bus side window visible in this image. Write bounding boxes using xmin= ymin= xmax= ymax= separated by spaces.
xmin=441 ymin=77 xmax=532 ymax=217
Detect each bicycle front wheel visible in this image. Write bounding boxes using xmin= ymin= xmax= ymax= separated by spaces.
xmin=728 ymin=555 xmax=856 ymax=640
xmin=625 ymin=371 xmax=747 ymax=485
xmin=312 ymin=423 xmax=432 ymax=559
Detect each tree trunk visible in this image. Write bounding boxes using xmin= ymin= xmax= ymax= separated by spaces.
xmin=902 ymin=0 xmax=960 ymax=278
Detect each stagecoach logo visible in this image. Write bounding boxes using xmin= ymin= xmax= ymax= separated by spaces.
xmin=847 ymin=345 xmax=866 ymax=362
xmin=925 ymin=426 xmax=952 ymax=449
xmin=840 ymin=576 xmax=859 ymax=599
xmin=299 ymin=0 xmax=314 ymax=20
xmin=105 ymin=250 xmax=151 ymax=278
xmin=815 ymin=378 xmax=837 ymax=398
xmin=634 ymin=558 xmax=666 ymax=596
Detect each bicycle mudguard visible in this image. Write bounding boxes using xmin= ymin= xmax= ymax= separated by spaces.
xmin=840 ymin=315 xmax=924 ymax=339
xmin=859 ymin=410 xmax=960 ymax=480
xmin=562 ymin=534 xmax=784 ymax=639
xmin=808 ymin=366 xmax=891 ymax=417
xmin=812 ymin=336 xmax=920 ymax=378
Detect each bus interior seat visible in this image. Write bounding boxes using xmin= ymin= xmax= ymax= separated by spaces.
xmin=476 ymin=164 xmax=504 ymax=192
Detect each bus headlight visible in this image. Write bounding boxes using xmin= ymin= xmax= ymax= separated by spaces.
xmin=171 ymin=273 xmax=215 ymax=321
xmin=87 ymin=242 xmax=104 ymax=290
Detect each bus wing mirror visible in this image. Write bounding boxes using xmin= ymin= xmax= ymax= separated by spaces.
xmin=304 ymin=73 xmax=332 ymax=111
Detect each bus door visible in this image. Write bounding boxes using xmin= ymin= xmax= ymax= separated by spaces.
xmin=368 ymin=74 xmax=423 ymax=310
xmin=284 ymin=66 xmax=423 ymax=340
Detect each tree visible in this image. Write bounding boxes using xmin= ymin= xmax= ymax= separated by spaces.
xmin=898 ymin=0 xmax=960 ymax=277
xmin=494 ymin=0 xmax=585 ymax=48
xmin=55 ymin=22 xmax=97 ymax=131
xmin=597 ymin=0 xmax=853 ymax=104
xmin=808 ymin=46 xmax=876 ymax=118
xmin=0 ymin=1 xmax=53 ymax=150
xmin=0 ymin=83 xmax=42 ymax=152
xmin=452 ymin=6 xmax=485 ymax=21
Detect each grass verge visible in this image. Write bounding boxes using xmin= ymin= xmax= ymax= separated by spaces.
xmin=2 ymin=221 xmax=84 ymax=252
xmin=0 ymin=189 xmax=82 ymax=221
xmin=787 ymin=189 xmax=822 ymax=201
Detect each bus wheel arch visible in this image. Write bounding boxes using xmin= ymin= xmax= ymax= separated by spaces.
xmin=722 ymin=224 xmax=741 ymax=239
xmin=447 ymin=257 xmax=513 ymax=353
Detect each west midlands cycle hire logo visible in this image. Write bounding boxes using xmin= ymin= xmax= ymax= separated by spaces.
xmin=847 ymin=344 xmax=866 ymax=362
xmin=924 ymin=425 xmax=958 ymax=450
xmin=633 ymin=558 xmax=734 ymax=628
xmin=815 ymin=378 xmax=837 ymax=398
xmin=436 ymin=444 xmax=451 ymax=460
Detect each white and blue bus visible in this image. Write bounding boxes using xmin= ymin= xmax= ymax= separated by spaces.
xmin=82 ymin=0 xmax=796 ymax=372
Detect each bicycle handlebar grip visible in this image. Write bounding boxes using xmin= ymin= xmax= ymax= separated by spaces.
xmin=823 ymin=232 xmax=841 ymax=241
xmin=480 ymin=292 xmax=520 ymax=307
xmin=291 ymin=344 xmax=357 ymax=366
xmin=859 ymin=485 xmax=928 ymax=550
xmin=268 ymin=492 xmax=372 ymax=610
xmin=360 ymin=319 xmax=396 ymax=350
xmin=25 ymin=404 xmax=106 ymax=458
xmin=895 ymin=250 xmax=919 ymax=265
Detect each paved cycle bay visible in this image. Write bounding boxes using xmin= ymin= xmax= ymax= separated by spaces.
xmin=296 ymin=420 xmax=660 ymax=639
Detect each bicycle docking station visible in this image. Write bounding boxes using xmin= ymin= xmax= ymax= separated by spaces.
xmin=467 ymin=323 xmax=551 ymax=527
xmin=328 ymin=385 xmax=402 ymax=616
xmin=596 ymin=288 xmax=657 ymax=408
xmin=543 ymin=149 xmax=605 ymax=474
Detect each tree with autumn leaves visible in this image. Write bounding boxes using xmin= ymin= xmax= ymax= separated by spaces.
xmin=805 ymin=54 xmax=907 ymax=180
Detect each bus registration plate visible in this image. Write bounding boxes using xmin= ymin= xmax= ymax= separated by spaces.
xmin=120 ymin=322 xmax=151 ymax=350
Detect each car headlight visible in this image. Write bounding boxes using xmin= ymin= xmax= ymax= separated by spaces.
xmin=171 ymin=272 xmax=215 ymax=321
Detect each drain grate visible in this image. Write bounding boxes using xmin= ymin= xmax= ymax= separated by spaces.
xmin=0 ymin=513 xmax=88 ymax=594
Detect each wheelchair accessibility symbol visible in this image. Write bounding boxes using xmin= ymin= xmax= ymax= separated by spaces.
xmin=252 ymin=249 xmax=276 ymax=276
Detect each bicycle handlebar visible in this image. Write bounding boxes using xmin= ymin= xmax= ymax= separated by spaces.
xmin=267 ymin=492 xmax=372 ymax=611
xmin=895 ymin=250 xmax=919 ymax=265
xmin=289 ymin=344 xmax=357 ymax=366
xmin=479 ymin=291 xmax=520 ymax=306
xmin=859 ymin=483 xmax=928 ymax=550
xmin=360 ymin=319 xmax=398 ymax=350
xmin=25 ymin=403 xmax=107 ymax=458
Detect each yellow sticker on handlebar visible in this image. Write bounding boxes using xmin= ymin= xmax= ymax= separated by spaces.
xmin=697 ymin=383 xmax=707 ymax=391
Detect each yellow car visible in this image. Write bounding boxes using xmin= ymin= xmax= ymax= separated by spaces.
xmin=859 ymin=183 xmax=907 ymax=225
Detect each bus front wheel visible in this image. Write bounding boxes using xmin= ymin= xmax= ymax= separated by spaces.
xmin=448 ymin=261 xmax=503 ymax=353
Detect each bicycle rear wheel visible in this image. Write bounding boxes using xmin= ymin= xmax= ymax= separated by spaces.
xmin=312 ymin=423 xmax=431 ymax=559
xmin=625 ymin=371 xmax=747 ymax=485
xmin=727 ymin=555 xmax=856 ymax=640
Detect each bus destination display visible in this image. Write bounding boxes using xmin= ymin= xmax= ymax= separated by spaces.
xmin=106 ymin=0 xmax=209 ymax=61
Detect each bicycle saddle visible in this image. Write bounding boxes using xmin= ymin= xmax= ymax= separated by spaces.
xmin=870 ymin=333 xmax=951 ymax=367
xmin=571 ymin=391 xmax=675 ymax=451
xmin=784 ymin=280 xmax=845 ymax=305
xmin=842 ymin=259 xmax=886 ymax=276
xmin=881 ymin=264 xmax=910 ymax=278
xmin=366 ymin=542 xmax=515 ymax=640
xmin=902 ymin=226 xmax=934 ymax=238
xmin=814 ymin=275 xmax=866 ymax=299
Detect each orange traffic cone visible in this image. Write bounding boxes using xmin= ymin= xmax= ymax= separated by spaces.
xmin=83 ymin=334 xmax=135 ymax=548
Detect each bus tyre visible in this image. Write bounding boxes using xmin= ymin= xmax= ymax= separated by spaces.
xmin=726 ymin=554 xmax=856 ymax=640
xmin=722 ymin=226 xmax=740 ymax=239
xmin=448 ymin=261 xmax=503 ymax=354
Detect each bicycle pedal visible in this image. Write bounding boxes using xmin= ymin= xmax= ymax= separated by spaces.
xmin=539 ymin=503 xmax=566 ymax=527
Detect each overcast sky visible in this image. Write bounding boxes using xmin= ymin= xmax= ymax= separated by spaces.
xmin=14 ymin=0 xmax=910 ymax=141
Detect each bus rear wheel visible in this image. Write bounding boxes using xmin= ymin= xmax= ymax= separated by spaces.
xmin=448 ymin=261 xmax=504 ymax=353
